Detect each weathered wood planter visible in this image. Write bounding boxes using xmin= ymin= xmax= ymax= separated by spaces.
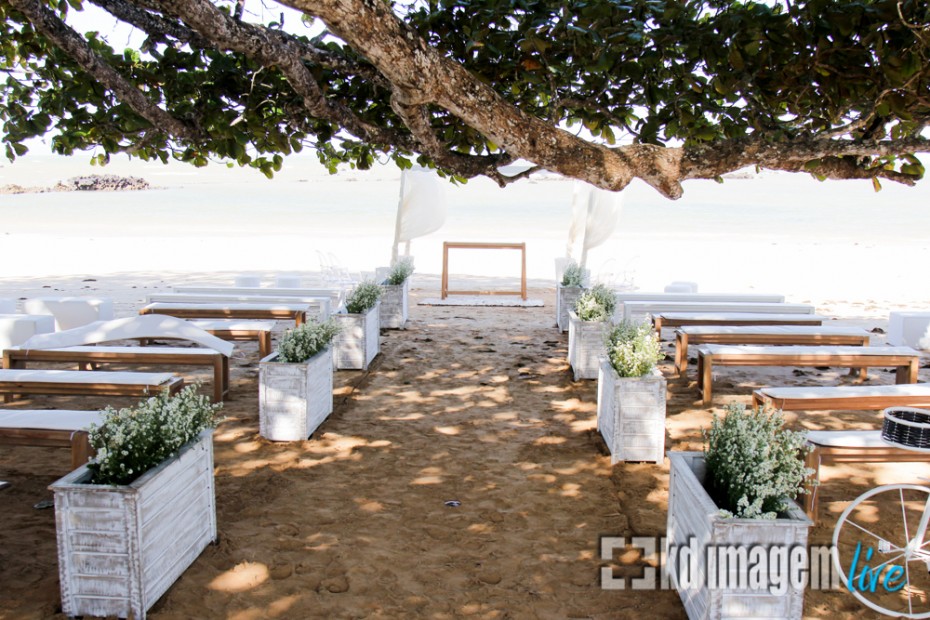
xmin=568 ymin=310 xmax=611 ymax=380
xmin=50 ymin=429 xmax=216 ymax=620
xmin=596 ymin=360 xmax=666 ymax=463
xmin=333 ymin=302 xmax=380 ymax=370
xmin=259 ymin=347 xmax=334 ymax=441
xmin=380 ymin=279 xmax=409 ymax=329
xmin=556 ymin=284 xmax=584 ymax=332
xmin=666 ymin=452 xmax=811 ymax=620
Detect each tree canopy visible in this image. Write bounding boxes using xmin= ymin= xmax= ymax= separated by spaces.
xmin=1 ymin=0 xmax=928 ymax=198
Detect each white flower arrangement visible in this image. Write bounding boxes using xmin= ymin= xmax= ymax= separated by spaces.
xmin=605 ymin=319 xmax=663 ymax=377
xmin=87 ymin=385 xmax=222 ymax=485
xmin=560 ymin=259 xmax=586 ymax=287
xmin=704 ymin=403 xmax=814 ymax=520
xmin=276 ymin=319 xmax=341 ymax=363
xmin=574 ymin=283 xmax=617 ymax=321
xmin=386 ymin=256 xmax=415 ymax=285
xmin=345 ymin=280 xmax=383 ymax=314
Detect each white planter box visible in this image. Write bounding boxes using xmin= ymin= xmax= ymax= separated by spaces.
xmin=596 ymin=361 xmax=666 ymax=463
xmin=51 ymin=429 xmax=216 ymax=620
xmin=259 ymin=347 xmax=334 ymax=441
xmin=556 ymin=285 xmax=584 ymax=332
xmin=333 ymin=303 xmax=380 ymax=370
xmin=666 ymin=452 xmax=811 ymax=620
xmin=568 ymin=311 xmax=611 ymax=380
xmin=380 ymin=279 xmax=409 ymax=329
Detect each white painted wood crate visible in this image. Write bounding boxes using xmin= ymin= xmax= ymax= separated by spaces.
xmin=259 ymin=347 xmax=334 ymax=441
xmin=556 ymin=285 xmax=583 ymax=332
xmin=666 ymin=452 xmax=811 ymax=620
xmin=51 ymin=429 xmax=216 ymax=620
xmin=568 ymin=311 xmax=611 ymax=380
xmin=596 ymin=360 xmax=666 ymax=463
xmin=334 ymin=302 xmax=380 ymax=370
xmin=380 ymin=280 xmax=409 ymax=329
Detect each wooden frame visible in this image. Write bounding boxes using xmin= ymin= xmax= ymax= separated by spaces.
xmin=4 ymin=347 xmax=228 ymax=403
xmin=753 ymin=385 xmax=930 ymax=411
xmin=201 ymin=326 xmax=273 ymax=358
xmin=695 ymin=346 xmax=920 ymax=406
xmin=802 ymin=436 xmax=930 ymax=523
xmin=140 ymin=302 xmax=307 ymax=326
xmin=0 ymin=427 xmax=91 ymax=470
xmin=0 ymin=373 xmax=183 ymax=403
xmin=441 ymin=242 xmax=526 ymax=300
xmin=674 ymin=328 xmax=870 ymax=375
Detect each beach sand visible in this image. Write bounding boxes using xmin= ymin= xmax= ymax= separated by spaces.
xmin=0 ymin=272 xmax=927 ymax=619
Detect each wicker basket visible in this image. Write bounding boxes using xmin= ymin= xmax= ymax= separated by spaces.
xmin=882 ymin=407 xmax=930 ymax=452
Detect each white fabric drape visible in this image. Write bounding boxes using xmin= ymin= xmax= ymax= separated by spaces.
xmin=565 ymin=183 xmax=623 ymax=268
xmin=392 ymin=169 xmax=446 ymax=262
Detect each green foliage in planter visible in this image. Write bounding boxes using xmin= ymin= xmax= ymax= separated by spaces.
xmin=87 ymin=385 xmax=222 ymax=486
xmin=345 ymin=280 xmax=383 ymax=314
xmin=386 ymin=256 xmax=415 ymax=285
xmin=573 ymin=283 xmax=616 ymax=321
xmin=560 ymin=260 xmax=586 ymax=287
xmin=605 ymin=319 xmax=663 ymax=377
xmin=276 ymin=319 xmax=340 ymax=363
xmin=704 ymin=403 xmax=813 ymax=520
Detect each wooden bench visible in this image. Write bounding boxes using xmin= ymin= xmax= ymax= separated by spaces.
xmin=753 ymin=383 xmax=930 ymax=411
xmin=695 ymin=345 xmax=921 ymax=406
xmin=0 ymin=409 xmax=104 ymax=470
xmin=190 ymin=319 xmax=276 ymax=358
xmin=674 ymin=325 xmax=871 ymax=374
xmin=4 ymin=346 xmax=229 ymax=403
xmin=623 ymin=301 xmax=814 ymax=322
xmin=140 ymin=302 xmax=308 ymax=326
xmin=652 ymin=312 xmax=826 ymax=338
xmin=174 ymin=286 xmax=346 ymax=310
xmin=147 ymin=293 xmax=330 ymax=320
xmin=615 ymin=292 xmax=786 ymax=303
xmin=0 ymin=370 xmax=183 ymax=403
xmin=802 ymin=430 xmax=930 ymax=523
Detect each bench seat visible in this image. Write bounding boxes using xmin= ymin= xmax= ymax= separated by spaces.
xmin=652 ymin=312 xmax=826 ymax=337
xmin=140 ymin=302 xmax=308 ymax=326
xmin=147 ymin=293 xmax=330 ymax=320
xmin=754 ymin=383 xmax=930 ymax=411
xmin=0 ymin=369 xmax=183 ymax=403
xmin=0 ymin=409 xmax=104 ymax=469
xmin=174 ymin=286 xmax=346 ymax=309
xmin=695 ymin=345 xmax=921 ymax=406
xmin=624 ymin=301 xmax=814 ymax=322
xmin=4 ymin=345 xmax=229 ymax=403
xmin=803 ymin=429 xmax=930 ymax=523
xmin=190 ymin=319 xmax=277 ymax=358
xmin=674 ymin=325 xmax=871 ymax=374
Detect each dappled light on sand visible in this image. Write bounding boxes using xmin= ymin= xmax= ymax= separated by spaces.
xmin=209 ymin=562 xmax=270 ymax=592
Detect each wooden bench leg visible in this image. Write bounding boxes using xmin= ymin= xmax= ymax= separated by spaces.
xmin=259 ymin=332 xmax=272 ymax=359
xmin=897 ymin=359 xmax=919 ymax=384
xmin=698 ymin=354 xmax=713 ymax=406
xmin=71 ymin=430 xmax=93 ymax=470
xmin=652 ymin=316 xmax=663 ymax=337
xmin=802 ymin=445 xmax=822 ymax=524
xmin=675 ymin=333 xmax=688 ymax=376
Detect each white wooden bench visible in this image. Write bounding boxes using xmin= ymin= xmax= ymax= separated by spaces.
xmin=147 ymin=293 xmax=330 ymax=319
xmin=4 ymin=345 xmax=229 ymax=403
xmin=615 ymin=292 xmax=786 ymax=303
xmin=653 ymin=312 xmax=826 ymax=337
xmin=803 ymin=430 xmax=930 ymax=523
xmin=695 ymin=345 xmax=921 ymax=406
xmin=674 ymin=325 xmax=871 ymax=374
xmin=624 ymin=301 xmax=814 ymax=322
xmin=753 ymin=383 xmax=930 ymax=411
xmin=140 ymin=302 xmax=309 ymax=327
xmin=0 ymin=409 xmax=104 ymax=470
xmin=174 ymin=286 xmax=346 ymax=309
xmin=190 ymin=319 xmax=277 ymax=358
xmin=0 ymin=369 xmax=183 ymax=403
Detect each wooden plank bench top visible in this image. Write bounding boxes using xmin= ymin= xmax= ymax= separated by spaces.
xmin=191 ymin=319 xmax=276 ymax=358
xmin=140 ymin=302 xmax=307 ymax=326
xmin=0 ymin=369 xmax=183 ymax=403
xmin=4 ymin=346 xmax=229 ymax=403
xmin=695 ymin=345 xmax=921 ymax=406
xmin=623 ymin=301 xmax=814 ymax=322
xmin=674 ymin=325 xmax=871 ymax=374
xmin=652 ymin=312 xmax=826 ymax=336
xmin=753 ymin=383 xmax=930 ymax=411
xmin=614 ymin=292 xmax=786 ymax=303
xmin=0 ymin=409 xmax=103 ymax=469
xmin=148 ymin=293 xmax=330 ymax=319
xmin=174 ymin=286 xmax=346 ymax=309
xmin=802 ymin=430 xmax=930 ymax=523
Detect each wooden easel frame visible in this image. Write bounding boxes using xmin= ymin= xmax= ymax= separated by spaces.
xmin=441 ymin=242 xmax=527 ymax=300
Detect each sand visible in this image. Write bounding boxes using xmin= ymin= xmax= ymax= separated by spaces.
xmin=0 ymin=273 xmax=928 ymax=619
